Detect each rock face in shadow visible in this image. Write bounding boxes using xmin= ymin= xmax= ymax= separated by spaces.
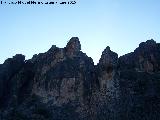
xmin=119 ymin=39 xmax=160 ymax=72
xmin=117 ymin=39 xmax=160 ymax=120
xmin=90 ymin=46 xmax=119 ymax=120
xmin=0 ymin=38 xmax=160 ymax=120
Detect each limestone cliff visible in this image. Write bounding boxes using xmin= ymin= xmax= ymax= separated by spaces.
xmin=0 ymin=38 xmax=160 ymax=120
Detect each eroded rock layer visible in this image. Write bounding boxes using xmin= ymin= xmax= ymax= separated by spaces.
xmin=0 ymin=38 xmax=160 ymax=120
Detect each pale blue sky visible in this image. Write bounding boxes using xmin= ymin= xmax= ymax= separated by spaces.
xmin=0 ymin=0 xmax=160 ymax=64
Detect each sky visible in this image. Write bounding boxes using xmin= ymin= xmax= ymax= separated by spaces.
xmin=0 ymin=0 xmax=160 ymax=64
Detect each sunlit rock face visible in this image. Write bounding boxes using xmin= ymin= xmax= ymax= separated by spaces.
xmin=0 ymin=38 xmax=160 ymax=120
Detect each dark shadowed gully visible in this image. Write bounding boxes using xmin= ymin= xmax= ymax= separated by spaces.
xmin=0 ymin=37 xmax=160 ymax=120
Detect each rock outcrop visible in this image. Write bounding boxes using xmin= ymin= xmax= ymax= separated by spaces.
xmin=0 ymin=38 xmax=160 ymax=120
xmin=116 ymin=39 xmax=160 ymax=120
xmin=119 ymin=39 xmax=160 ymax=72
xmin=90 ymin=46 xmax=119 ymax=120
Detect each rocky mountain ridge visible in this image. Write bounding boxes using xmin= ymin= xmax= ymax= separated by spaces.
xmin=0 ymin=37 xmax=160 ymax=120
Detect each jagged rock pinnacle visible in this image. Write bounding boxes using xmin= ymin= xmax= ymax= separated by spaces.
xmin=139 ymin=39 xmax=156 ymax=49
xmin=65 ymin=37 xmax=81 ymax=57
xmin=66 ymin=37 xmax=81 ymax=51
xmin=1 ymin=38 xmax=160 ymax=120
xmin=99 ymin=46 xmax=118 ymax=66
xmin=102 ymin=46 xmax=110 ymax=55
